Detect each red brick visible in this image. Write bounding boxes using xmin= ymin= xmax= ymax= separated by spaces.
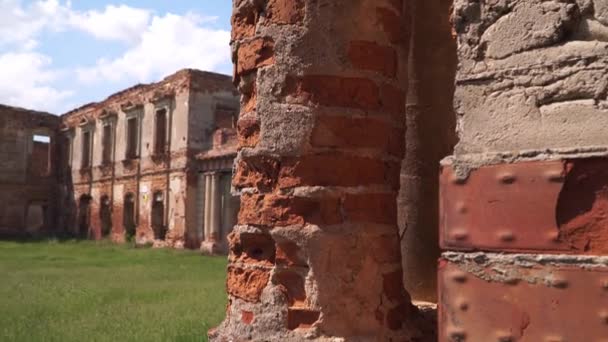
xmin=226 ymin=266 xmax=270 ymax=303
xmin=266 ymin=0 xmax=305 ymax=25
xmin=376 ymin=7 xmax=406 ymax=44
xmin=386 ymin=303 xmax=411 ymax=331
xmin=286 ymin=75 xmax=381 ymax=110
xmin=380 ymin=83 xmax=405 ymax=114
xmin=348 ymin=41 xmax=397 ymax=78
xmin=343 ymin=193 xmax=398 ymax=225
xmin=278 ymin=154 xmax=400 ymax=189
xmin=237 ymin=116 xmax=260 ymax=148
xmin=287 ymin=309 xmax=320 ymax=330
xmin=241 ymin=310 xmax=255 ymax=324
xmin=239 ymin=193 xmax=342 ymax=227
xmin=233 ymin=155 xmax=279 ymax=191
xmin=276 ymin=241 xmax=307 ymax=267
xmin=229 ymin=232 xmax=276 ymax=266
xmin=274 ymin=270 xmax=306 ymax=306
xmin=383 ymin=270 xmax=407 ymax=301
xmin=311 ymin=116 xmax=404 ymax=157
xmin=232 ymin=1 xmax=261 ymax=40
xmin=237 ymin=38 xmax=275 ymax=76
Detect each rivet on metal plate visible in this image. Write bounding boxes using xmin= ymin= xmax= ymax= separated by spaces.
xmin=457 ymin=299 xmax=469 ymax=312
xmin=503 ymin=277 xmax=520 ymax=286
xmin=545 ymin=170 xmax=565 ymax=183
xmin=498 ymin=231 xmax=515 ymax=243
xmin=452 ymin=176 xmax=467 ymax=185
xmin=447 ymin=328 xmax=466 ymax=341
xmin=456 ymin=202 xmax=468 ymax=214
xmin=450 ymin=271 xmax=468 ymax=283
xmin=598 ymin=310 xmax=608 ymax=324
xmin=451 ymin=229 xmax=469 ymax=241
xmin=498 ymin=173 xmax=516 ymax=184
xmin=549 ymin=277 xmax=569 ymax=289
xmin=546 ymin=230 xmax=560 ymax=243
xmin=496 ymin=332 xmax=514 ymax=342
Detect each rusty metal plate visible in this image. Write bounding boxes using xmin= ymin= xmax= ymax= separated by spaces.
xmin=439 ymin=158 xmax=608 ymax=254
xmin=439 ymin=254 xmax=608 ymax=342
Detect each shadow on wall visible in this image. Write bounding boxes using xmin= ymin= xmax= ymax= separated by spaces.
xmin=399 ymin=0 xmax=458 ymax=303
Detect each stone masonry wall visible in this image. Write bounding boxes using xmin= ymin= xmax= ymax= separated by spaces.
xmin=440 ymin=0 xmax=608 ymax=340
xmin=0 ymin=105 xmax=60 ymax=235
xmin=212 ymin=0 xmax=433 ymax=340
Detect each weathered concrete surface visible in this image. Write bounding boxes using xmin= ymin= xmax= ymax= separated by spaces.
xmin=212 ymin=0 xmax=437 ymax=340
xmin=0 ymin=105 xmax=60 ymax=235
xmin=453 ymin=0 xmax=608 ymax=157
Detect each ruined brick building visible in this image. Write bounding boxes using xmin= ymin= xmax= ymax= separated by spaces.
xmin=211 ymin=0 xmax=608 ymax=341
xmin=0 ymin=69 xmax=241 ymax=253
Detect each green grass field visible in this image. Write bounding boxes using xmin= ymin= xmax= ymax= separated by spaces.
xmin=0 ymin=240 xmax=228 ymax=342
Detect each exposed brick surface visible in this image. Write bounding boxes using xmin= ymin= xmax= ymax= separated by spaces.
xmin=287 ymin=309 xmax=320 ymax=330
xmin=348 ymin=41 xmax=398 ymax=78
xmin=226 ymin=266 xmax=270 ymax=303
xmin=216 ymin=0 xmax=415 ymax=340
xmin=278 ymin=154 xmax=400 ymax=189
xmin=236 ymin=116 xmax=260 ymax=148
xmin=266 ymin=0 xmax=305 ymax=25
xmin=236 ymin=38 xmax=275 ymax=76
xmin=238 ymin=193 xmax=342 ymax=227
xmin=311 ymin=116 xmax=404 ymax=157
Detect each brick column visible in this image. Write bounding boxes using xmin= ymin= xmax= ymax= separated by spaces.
xmin=211 ymin=0 xmax=428 ymax=340
xmin=440 ymin=1 xmax=608 ymax=341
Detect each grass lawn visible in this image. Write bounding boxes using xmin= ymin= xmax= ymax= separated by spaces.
xmin=0 ymin=240 xmax=228 ymax=342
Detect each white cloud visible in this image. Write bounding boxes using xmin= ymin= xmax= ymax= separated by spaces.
xmin=76 ymin=12 xmax=231 ymax=84
xmin=67 ymin=5 xmax=151 ymax=43
xmin=0 ymin=1 xmax=231 ymax=112
xmin=0 ymin=51 xmax=72 ymax=112
xmin=0 ymin=1 xmax=155 ymax=47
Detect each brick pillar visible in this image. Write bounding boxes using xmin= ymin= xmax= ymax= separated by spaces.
xmin=440 ymin=1 xmax=608 ymax=341
xmin=211 ymin=0 xmax=428 ymax=340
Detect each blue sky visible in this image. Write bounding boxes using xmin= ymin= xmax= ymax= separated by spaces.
xmin=0 ymin=0 xmax=233 ymax=113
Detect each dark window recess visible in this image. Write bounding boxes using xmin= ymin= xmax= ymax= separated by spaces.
xmin=126 ymin=118 xmax=138 ymax=159
xmin=31 ymin=135 xmax=51 ymax=176
xmin=102 ymin=125 xmax=112 ymax=164
xmin=154 ymin=109 xmax=167 ymax=154
xmin=81 ymin=131 xmax=91 ymax=168
xmin=215 ymin=108 xmax=237 ymax=129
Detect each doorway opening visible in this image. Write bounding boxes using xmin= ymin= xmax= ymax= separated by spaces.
xmin=100 ymin=195 xmax=112 ymax=237
xmin=151 ymin=191 xmax=166 ymax=240
xmin=124 ymin=193 xmax=136 ymax=239
xmin=78 ymin=195 xmax=92 ymax=237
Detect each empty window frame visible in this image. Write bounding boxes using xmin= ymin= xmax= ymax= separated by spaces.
xmin=125 ymin=117 xmax=139 ymax=159
xmin=154 ymin=108 xmax=168 ymax=155
xmin=81 ymin=130 xmax=92 ymax=168
xmin=101 ymin=123 xmax=113 ymax=164
xmin=31 ymin=134 xmax=51 ymax=176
